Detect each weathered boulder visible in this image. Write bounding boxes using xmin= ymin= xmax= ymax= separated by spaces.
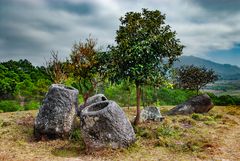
xmin=34 ymin=84 xmax=79 ymax=140
xmin=140 ymin=106 xmax=164 ymax=122
xmin=167 ymin=94 xmax=214 ymax=115
xmin=80 ymin=100 xmax=136 ymax=150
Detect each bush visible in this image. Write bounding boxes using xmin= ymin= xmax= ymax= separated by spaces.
xmin=0 ymin=100 xmax=23 ymax=112
xmin=104 ymin=82 xmax=136 ymax=107
xmin=24 ymin=101 xmax=40 ymax=110
xmin=208 ymin=93 xmax=240 ymax=106
xmin=156 ymin=88 xmax=196 ymax=106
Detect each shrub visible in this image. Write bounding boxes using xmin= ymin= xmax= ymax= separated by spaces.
xmin=208 ymin=93 xmax=240 ymax=106
xmin=0 ymin=100 xmax=23 ymax=112
xmin=134 ymin=126 xmax=155 ymax=139
xmin=24 ymin=101 xmax=40 ymax=110
xmin=156 ymin=125 xmax=181 ymax=138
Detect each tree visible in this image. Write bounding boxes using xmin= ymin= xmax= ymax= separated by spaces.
xmin=14 ymin=79 xmax=34 ymax=106
xmin=109 ymin=9 xmax=184 ymax=125
xmin=0 ymin=64 xmax=19 ymax=99
xmin=45 ymin=51 xmax=67 ymax=84
xmin=176 ymin=65 xmax=218 ymax=94
xmin=68 ymin=36 xmax=102 ymax=105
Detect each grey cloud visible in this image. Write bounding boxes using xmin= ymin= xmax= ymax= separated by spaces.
xmin=192 ymin=0 xmax=240 ymax=13
xmin=0 ymin=0 xmax=240 ymax=66
xmin=49 ymin=1 xmax=96 ymax=16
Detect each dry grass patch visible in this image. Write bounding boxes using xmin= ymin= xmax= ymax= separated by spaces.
xmin=0 ymin=106 xmax=240 ymax=160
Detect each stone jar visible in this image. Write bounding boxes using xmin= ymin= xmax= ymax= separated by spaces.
xmin=34 ymin=84 xmax=79 ymax=140
xmin=80 ymin=100 xmax=136 ymax=150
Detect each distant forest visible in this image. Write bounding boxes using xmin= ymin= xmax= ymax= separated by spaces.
xmin=0 ymin=58 xmax=239 ymax=113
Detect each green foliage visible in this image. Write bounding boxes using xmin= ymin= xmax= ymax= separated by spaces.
xmin=24 ymin=101 xmax=40 ymax=110
xmin=108 ymin=9 xmax=183 ymax=124
xmin=176 ymin=65 xmax=218 ymax=94
xmin=69 ymin=129 xmax=83 ymax=142
xmin=104 ymin=81 xmax=136 ymax=107
xmin=67 ymin=37 xmax=104 ymax=103
xmin=15 ymin=79 xmax=34 ymax=99
xmin=156 ymin=125 xmax=181 ymax=138
xmin=191 ymin=113 xmax=217 ymax=126
xmin=69 ymin=129 xmax=85 ymax=150
xmin=109 ymin=8 xmax=183 ymax=86
xmin=45 ymin=52 xmax=67 ymax=84
xmin=134 ymin=126 xmax=155 ymax=139
xmin=208 ymin=92 xmax=240 ymax=105
xmin=0 ymin=60 xmax=51 ymax=112
xmin=0 ymin=100 xmax=23 ymax=112
xmin=152 ymin=87 xmax=195 ymax=106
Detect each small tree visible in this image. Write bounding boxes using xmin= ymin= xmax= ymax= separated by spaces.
xmin=109 ymin=9 xmax=183 ymax=125
xmin=45 ymin=51 xmax=67 ymax=84
xmin=176 ymin=65 xmax=218 ymax=94
xmin=68 ymin=36 xmax=102 ymax=105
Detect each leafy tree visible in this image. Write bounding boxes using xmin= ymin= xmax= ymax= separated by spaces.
xmin=0 ymin=65 xmax=19 ymax=99
xmin=14 ymin=79 xmax=34 ymax=106
xmin=68 ymin=36 xmax=102 ymax=105
xmin=109 ymin=9 xmax=183 ymax=125
xmin=33 ymin=79 xmax=52 ymax=101
xmin=176 ymin=65 xmax=218 ymax=94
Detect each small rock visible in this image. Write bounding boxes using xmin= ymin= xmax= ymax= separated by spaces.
xmin=140 ymin=106 xmax=164 ymax=122
xmin=80 ymin=100 xmax=136 ymax=150
xmin=167 ymin=94 xmax=214 ymax=115
xmin=34 ymin=84 xmax=79 ymax=140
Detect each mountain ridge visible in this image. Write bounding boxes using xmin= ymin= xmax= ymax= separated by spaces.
xmin=174 ymin=56 xmax=240 ymax=80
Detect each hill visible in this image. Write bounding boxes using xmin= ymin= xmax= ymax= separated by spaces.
xmin=174 ymin=56 xmax=240 ymax=80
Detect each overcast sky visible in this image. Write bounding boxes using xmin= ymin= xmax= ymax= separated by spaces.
xmin=0 ymin=0 xmax=240 ymax=66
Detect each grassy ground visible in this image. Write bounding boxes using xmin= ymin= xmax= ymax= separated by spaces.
xmin=0 ymin=106 xmax=240 ymax=161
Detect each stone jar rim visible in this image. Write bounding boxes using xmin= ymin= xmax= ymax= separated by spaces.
xmin=51 ymin=84 xmax=79 ymax=94
xmin=81 ymin=100 xmax=115 ymax=116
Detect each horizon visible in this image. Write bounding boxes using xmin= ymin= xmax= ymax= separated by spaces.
xmin=0 ymin=0 xmax=240 ymax=66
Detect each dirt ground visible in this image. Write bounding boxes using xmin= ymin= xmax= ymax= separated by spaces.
xmin=0 ymin=106 xmax=240 ymax=161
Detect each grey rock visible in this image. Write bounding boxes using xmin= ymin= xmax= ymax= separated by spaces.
xmin=167 ymin=94 xmax=214 ymax=115
xmin=80 ymin=100 xmax=136 ymax=150
xmin=140 ymin=106 xmax=164 ymax=122
xmin=34 ymin=84 xmax=79 ymax=140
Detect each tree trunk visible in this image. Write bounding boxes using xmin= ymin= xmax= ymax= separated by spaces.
xmin=134 ymin=84 xmax=141 ymax=125
xmin=19 ymin=96 xmax=25 ymax=107
xmin=142 ymin=87 xmax=145 ymax=107
xmin=83 ymin=93 xmax=89 ymax=107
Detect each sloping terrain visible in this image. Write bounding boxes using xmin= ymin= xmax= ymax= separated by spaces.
xmin=174 ymin=56 xmax=240 ymax=80
xmin=0 ymin=106 xmax=240 ymax=161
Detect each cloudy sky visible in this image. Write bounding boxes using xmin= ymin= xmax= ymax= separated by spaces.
xmin=0 ymin=0 xmax=240 ymax=66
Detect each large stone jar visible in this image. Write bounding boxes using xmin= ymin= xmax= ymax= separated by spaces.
xmin=34 ymin=84 xmax=79 ymax=140
xmin=80 ymin=100 xmax=136 ymax=150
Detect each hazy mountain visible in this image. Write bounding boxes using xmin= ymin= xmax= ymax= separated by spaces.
xmin=174 ymin=56 xmax=240 ymax=80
